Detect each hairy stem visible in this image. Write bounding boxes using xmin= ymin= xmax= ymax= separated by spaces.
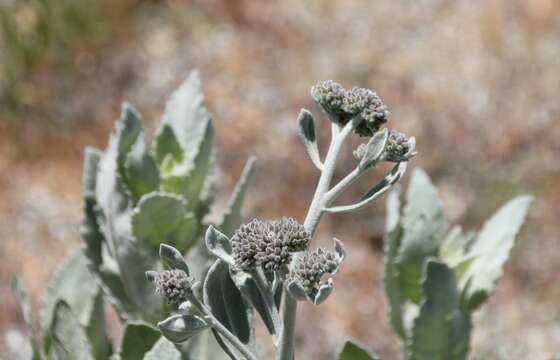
xmin=276 ymin=121 xmax=353 ymax=360
xmin=189 ymin=296 xmax=258 ymax=360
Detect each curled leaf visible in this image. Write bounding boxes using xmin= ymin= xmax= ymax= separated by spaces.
xmin=205 ymin=226 xmax=234 ymax=265
xmin=159 ymin=244 xmax=190 ymax=274
xmin=158 ymin=314 xmax=209 ymax=343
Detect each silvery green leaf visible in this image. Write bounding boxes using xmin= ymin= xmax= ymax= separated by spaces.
xmin=383 ymin=188 xmax=406 ymax=339
xmin=86 ymin=291 xmax=112 ymax=359
xmin=333 ymin=238 xmax=346 ymax=274
xmin=161 ymin=121 xmax=215 ymax=221
xmin=159 ymin=244 xmax=190 ymax=274
xmin=219 ymin=156 xmax=257 ymax=237
xmin=203 ymin=260 xmax=254 ymax=355
xmin=41 ymin=251 xmax=100 ymax=336
xmin=313 ymin=278 xmax=334 ymax=305
xmin=286 ymin=279 xmax=307 ymax=301
xmin=123 ymin=132 xmax=159 ymax=204
xmin=153 ymin=123 xmax=184 ymax=166
xmin=324 ymin=162 xmax=407 ymax=213
xmin=396 ymin=168 xmax=448 ymax=303
xmin=359 ymin=128 xmax=389 ymax=170
xmin=132 ymin=192 xmax=198 ymax=253
xmin=95 ymin=104 xmax=163 ymax=322
xmin=409 ymin=260 xmax=471 ymax=360
xmin=81 ymin=147 xmax=136 ymax=320
xmin=338 ymin=340 xmax=381 ymax=360
xmin=11 ymin=278 xmax=42 ymax=360
xmin=50 ymin=301 xmax=94 ymax=360
xmin=205 ymin=226 xmax=234 ymax=265
xmin=298 ymin=109 xmax=323 ymax=170
xmin=439 ymin=226 xmax=469 ymax=268
xmin=460 ymin=196 xmax=532 ymax=311
xmin=158 ymin=71 xmax=216 ymax=221
xmin=158 ymin=314 xmax=209 ymax=343
xmin=119 ymin=322 xmax=160 ymax=360
xmin=161 ymin=70 xmax=211 ymax=161
xmin=230 ymin=268 xmax=279 ymax=340
xmin=143 ymin=337 xmax=180 ymax=360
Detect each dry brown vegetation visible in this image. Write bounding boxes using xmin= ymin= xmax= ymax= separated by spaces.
xmin=1 ymin=1 xmax=559 ymax=359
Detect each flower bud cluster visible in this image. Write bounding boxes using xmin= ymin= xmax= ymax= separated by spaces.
xmin=154 ymin=269 xmax=193 ymax=306
xmin=311 ymin=80 xmax=389 ymax=137
xmin=231 ymin=217 xmax=310 ymax=272
xmin=288 ymin=248 xmax=338 ymax=294
xmin=384 ymin=130 xmax=411 ymax=161
xmin=383 ymin=130 xmax=416 ymax=163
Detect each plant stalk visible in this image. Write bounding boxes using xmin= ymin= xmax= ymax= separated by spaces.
xmin=276 ymin=122 xmax=353 ymax=360
xmin=189 ymin=296 xmax=258 ymax=360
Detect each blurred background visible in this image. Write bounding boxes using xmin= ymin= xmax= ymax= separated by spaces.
xmin=1 ymin=0 xmax=559 ymax=359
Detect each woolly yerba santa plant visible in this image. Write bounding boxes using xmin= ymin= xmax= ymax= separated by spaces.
xmin=11 ymin=70 xmax=258 ymax=359
xmin=146 ymin=79 xmax=416 ymax=360
xmin=382 ymin=169 xmax=531 ymax=360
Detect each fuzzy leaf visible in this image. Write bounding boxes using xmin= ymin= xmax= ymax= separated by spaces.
xmin=230 ymin=269 xmax=279 ymax=339
xmin=204 ymin=260 xmax=254 ymax=356
xmin=41 ymin=251 xmax=99 ymax=335
xmin=132 ymin=192 xmax=198 ymax=253
xmin=160 ymin=121 xmax=215 ymax=220
xmin=325 ymin=162 xmax=407 ymax=213
xmin=409 ymin=260 xmax=471 ymax=360
xmin=86 ymin=291 xmax=112 ymax=359
xmin=338 ymin=340 xmax=380 ymax=360
xmin=119 ymin=322 xmax=161 ymax=360
xmin=396 ymin=168 xmax=448 ymax=303
xmin=153 ymin=123 xmax=184 ymax=166
xmin=11 ymin=278 xmax=42 ymax=360
xmin=81 ymin=147 xmax=136 ymax=319
xmin=159 ymin=244 xmax=190 ymax=274
xmin=205 ymin=226 xmax=234 ymax=265
xmin=124 ymin=132 xmax=159 ymax=204
xmin=161 ymin=70 xmax=212 ymax=159
xmin=383 ymin=189 xmax=406 ymax=339
xmin=51 ymin=301 xmax=94 ymax=360
xmin=298 ymin=109 xmax=323 ymax=170
xmin=313 ymin=278 xmax=334 ymax=305
xmin=143 ymin=337 xmax=181 ymax=360
xmin=219 ymin=156 xmax=257 ymax=237
xmin=95 ymin=103 xmax=163 ymax=322
xmin=158 ymin=314 xmax=209 ymax=343
xmin=461 ymin=196 xmax=532 ymax=310
xmin=359 ymin=128 xmax=389 ymax=170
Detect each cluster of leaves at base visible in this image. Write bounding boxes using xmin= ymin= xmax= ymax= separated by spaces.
xmin=12 ymin=70 xmax=257 ymax=360
xmin=383 ymin=168 xmax=532 ymax=360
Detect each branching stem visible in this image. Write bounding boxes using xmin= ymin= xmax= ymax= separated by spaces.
xmin=276 ymin=121 xmax=353 ymax=360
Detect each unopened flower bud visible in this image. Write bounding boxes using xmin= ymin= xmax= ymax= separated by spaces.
xmin=152 ymin=269 xmax=193 ymax=306
xmin=383 ymin=130 xmax=416 ymax=162
xmin=289 ymin=248 xmax=339 ymax=294
xmin=344 ymin=87 xmax=389 ymax=137
xmin=311 ymin=80 xmax=346 ymax=121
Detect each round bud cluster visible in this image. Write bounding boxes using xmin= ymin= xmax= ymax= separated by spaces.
xmin=311 ymin=80 xmax=346 ymax=118
xmin=311 ymin=80 xmax=389 ymax=137
xmin=384 ymin=130 xmax=410 ymax=162
xmin=154 ymin=269 xmax=192 ymax=306
xmin=231 ymin=219 xmax=267 ymax=271
xmin=231 ymin=217 xmax=311 ymax=272
xmin=289 ymin=248 xmax=338 ymax=294
xmin=270 ymin=217 xmax=310 ymax=252
xmin=343 ymin=87 xmax=389 ymax=137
